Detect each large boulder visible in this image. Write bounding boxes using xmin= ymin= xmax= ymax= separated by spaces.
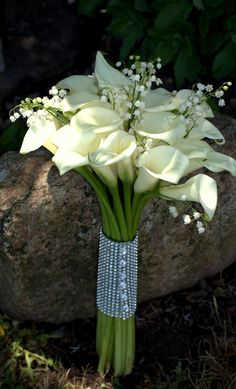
xmin=0 ymin=115 xmax=236 ymax=323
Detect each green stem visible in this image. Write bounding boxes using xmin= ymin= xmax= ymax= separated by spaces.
xmin=123 ymin=181 xmax=133 ymax=240
xmin=114 ymin=318 xmax=123 ymax=376
xmin=75 ymin=167 xmax=121 ymax=240
xmin=109 ymin=185 xmax=128 ymax=241
xmin=97 ymin=314 xmax=114 ymax=375
xmin=124 ymin=315 xmax=135 ymax=375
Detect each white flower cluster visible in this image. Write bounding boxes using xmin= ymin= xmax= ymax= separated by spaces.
xmin=183 ymin=211 xmax=205 ymax=233
xmin=100 ymin=56 xmax=162 ymax=125
xmin=12 ymin=51 xmax=236 ymax=226
xmin=169 ymin=203 xmax=206 ymax=234
xmin=196 ymin=81 xmax=232 ymax=107
xmin=9 ymin=87 xmax=67 ymax=124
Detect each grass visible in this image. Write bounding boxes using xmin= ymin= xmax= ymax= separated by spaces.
xmin=0 ymin=261 xmax=235 ymax=389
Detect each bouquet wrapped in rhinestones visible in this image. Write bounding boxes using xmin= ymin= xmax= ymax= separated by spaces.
xmin=10 ymin=51 xmax=236 ymax=376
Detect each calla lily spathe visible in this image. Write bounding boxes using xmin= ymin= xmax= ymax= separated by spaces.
xmin=159 ymin=174 xmax=217 ymax=221
xmin=89 ymin=130 xmax=137 ymax=185
xmin=52 ymin=106 xmax=124 ymax=175
xmin=134 ymin=111 xmax=187 ymax=145
xmin=57 ymin=75 xmax=99 ymax=112
xmin=134 ymin=145 xmax=189 ymax=193
xmin=20 ymin=114 xmax=59 ymax=154
xmin=95 ymin=51 xmax=131 ymax=89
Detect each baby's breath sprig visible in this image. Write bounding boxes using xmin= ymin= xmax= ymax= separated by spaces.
xmin=169 ymin=200 xmax=207 ymax=234
xmin=100 ymin=55 xmax=163 ymax=132
xmin=194 ymin=81 xmax=232 ymax=107
xmin=9 ymin=87 xmax=68 ymax=125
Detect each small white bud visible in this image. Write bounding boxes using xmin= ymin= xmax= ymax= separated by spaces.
xmin=193 ymin=212 xmax=201 ymax=220
xmin=183 ymin=214 xmax=191 ymax=224
xmin=169 ymin=206 xmax=179 ymax=218
xmin=197 ymin=83 xmax=205 ymax=91
xmin=218 ymin=98 xmax=225 ymax=107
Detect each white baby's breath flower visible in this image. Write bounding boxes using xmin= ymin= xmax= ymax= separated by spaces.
xmin=193 ymin=212 xmax=201 ymax=220
xmin=197 ymin=83 xmax=205 ymax=91
xmin=101 ymin=95 xmax=107 ymax=103
xmin=215 ymin=90 xmax=224 ymax=98
xmin=183 ymin=214 xmax=191 ymax=224
xmin=169 ymin=206 xmax=179 ymax=218
xmin=197 ymin=226 xmax=205 ymax=234
xmin=218 ymin=99 xmax=225 ymax=107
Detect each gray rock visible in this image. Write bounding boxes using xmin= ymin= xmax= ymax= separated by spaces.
xmin=0 ymin=116 xmax=236 ymax=323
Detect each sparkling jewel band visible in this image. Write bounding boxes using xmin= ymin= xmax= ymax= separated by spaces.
xmin=96 ymin=229 xmax=138 ymax=319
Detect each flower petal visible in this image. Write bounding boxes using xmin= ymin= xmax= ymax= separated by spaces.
xmin=202 ymin=151 xmax=236 ymax=175
xmin=134 ymin=112 xmax=186 ymax=145
xmin=134 ymin=145 xmax=189 ymax=192
xmin=20 ymin=117 xmax=58 ymax=154
xmin=89 ymin=130 xmax=136 ymax=166
xmin=52 ymin=149 xmax=88 ymax=175
xmin=61 ymin=92 xmax=100 ymax=112
xmin=189 ymin=118 xmax=225 ymax=142
xmin=95 ymin=51 xmax=131 ymax=88
xmin=144 ymin=88 xmax=176 ymax=112
xmin=52 ymin=125 xmax=101 ymax=155
xmin=70 ymin=106 xmax=124 ymax=134
xmin=57 ymin=75 xmax=98 ymax=94
xmin=160 ymin=174 xmax=217 ymax=221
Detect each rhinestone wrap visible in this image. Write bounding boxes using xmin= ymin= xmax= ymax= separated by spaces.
xmin=96 ymin=229 xmax=138 ymax=319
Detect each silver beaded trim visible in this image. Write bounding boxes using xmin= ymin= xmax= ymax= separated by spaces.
xmin=96 ymin=230 xmax=138 ymax=319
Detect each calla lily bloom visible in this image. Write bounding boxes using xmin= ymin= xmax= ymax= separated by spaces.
xmin=89 ymin=130 xmax=137 ymax=184
xmin=20 ymin=113 xmax=59 ymax=154
xmin=187 ymin=118 xmax=225 ymax=142
xmin=159 ymin=174 xmax=217 ymax=221
xmin=134 ymin=111 xmax=186 ymax=145
xmin=95 ymin=51 xmax=131 ymax=88
xmin=134 ymin=145 xmax=189 ymax=193
xmin=57 ymin=75 xmax=99 ymax=113
xmin=52 ymin=106 xmax=124 ymax=175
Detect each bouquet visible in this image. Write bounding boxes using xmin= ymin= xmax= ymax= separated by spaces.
xmin=10 ymin=51 xmax=236 ymax=376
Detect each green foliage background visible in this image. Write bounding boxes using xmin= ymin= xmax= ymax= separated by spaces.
xmin=78 ymin=0 xmax=236 ymax=87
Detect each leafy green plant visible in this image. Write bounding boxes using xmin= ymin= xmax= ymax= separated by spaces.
xmin=0 ymin=314 xmax=57 ymax=388
xmin=77 ymin=0 xmax=236 ymax=86
xmin=0 ymin=118 xmax=27 ymax=155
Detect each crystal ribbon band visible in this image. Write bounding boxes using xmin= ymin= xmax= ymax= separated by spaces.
xmin=96 ymin=230 xmax=138 ymax=319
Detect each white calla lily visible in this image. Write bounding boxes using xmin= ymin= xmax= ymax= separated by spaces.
xmin=159 ymin=174 xmax=217 ymax=221
xmin=134 ymin=145 xmax=189 ymax=193
xmin=52 ymin=124 xmax=101 ymax=155
xmin=202 ymin=151 xmax=236 ymax=175
xmin=187 ymin=118 xmax=225 ymax=142
xmin=20 ymin=114 xmax=59 ymax=154
xmin=95 ymin=51 xmax=131 ymax=88
xmin=71 ymin=106 xmax=124 ymax=134
xmin=134 ymin=111 xmax=186 ymax=145
xmin=174 ymin=139 xmax=212 ymax=159
xmin=89 ymin=130 xmax=137 ymax=184
xmin=52 ymin=149 xmax=88 ymax=175
xmin=57 ymin=75 xmax=99 ymax=113
xmin=52 ymin=124 xmax=100 ymax=175
xmin=61 ymin=92 xmax=100 ymax=112
xmin=57 ymin=75 xmax=98 ymax=94
xmin=144 ymin=88 xmax=176 ymax=112
xmin=51 ymin=106 xmax=124 ymax=175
